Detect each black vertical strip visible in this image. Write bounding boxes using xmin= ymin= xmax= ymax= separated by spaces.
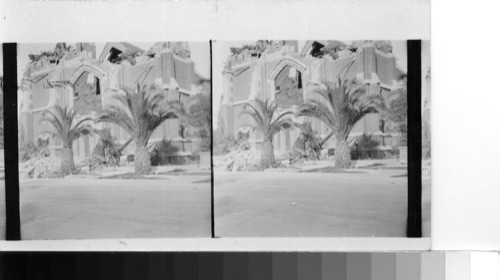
xmin=209 ymin=40 xmax=215 ymax=238
xmin=407 ymin=40 xmax=422 ymax=237
xmin=2 ymin=43 xmax=21 ymax=240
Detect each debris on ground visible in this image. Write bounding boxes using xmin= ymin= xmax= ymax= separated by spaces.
xmin=287 ymin=122 xmax=323 ymax=165
xmin=213 ymin=141 xmax=261 ymax=172
xmin=19 ymin=156 xmax=60 ymax=179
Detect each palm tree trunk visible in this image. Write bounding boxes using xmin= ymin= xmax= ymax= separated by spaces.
xmin=61 ymin=144 xmax=75 ymax=176
xmin=261 ymin=139 xmax=275 ymax=169
xmin=135 ymin=144 xmax=151 ymax=175
xmin=335 ymin=139 xmax=351 ymax=168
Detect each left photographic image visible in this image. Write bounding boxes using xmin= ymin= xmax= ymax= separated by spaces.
xmin=16 ymin=42 xmax=212 ymax=239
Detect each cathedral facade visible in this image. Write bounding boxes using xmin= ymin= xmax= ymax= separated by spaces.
xmin=218 ymin=40 xmax=406 ymax=153
xmin=19 ymin=42 xmax=208 ymax=160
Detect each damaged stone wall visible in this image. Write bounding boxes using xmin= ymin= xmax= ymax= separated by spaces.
xmin=73 ymin=72 xmax=102 ymax=115
xmin=322 ymin=57 xmax=358 ymax=84
xmin=221 ymin=40 xmax=406 ymax=153
xmin=21 ymin=42 xmax=209 ymax=161
xmin=274 ymin=65 xmax=303 ymax=109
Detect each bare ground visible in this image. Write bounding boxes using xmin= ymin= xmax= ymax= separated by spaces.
xmin=215 ymin=169 xmax=431 ymax=237
xmin=19 ymin=175 xmax=211 ymax=240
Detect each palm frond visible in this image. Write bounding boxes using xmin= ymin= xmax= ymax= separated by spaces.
xmin=269 ymin=117 xmax=295 ymax=137
xmin=98 ymin=105 xmax=135 ymax=135
xmin=99 ymin=83 xmax=187 ymax=146
xmin=39 ymin=104 xmax=92 ymax=146
xmin=69 ymin=124 xmax=93 ymax=142
xmin=238 ymin=97 xmax=294 ymax=140
xmin=298 ymin=99 xmax=337 ymax=129
xmin=272 ymin=110 xmax=295 ymax=125
xmin=39 ymin=109 xmax=65 ymax=135
xmin=37 ymin=130 xmax=56 ymax=138
xmin=302 ymin=78 xmax=386 ymax=140
xmin=239 ymin=123 xmax=259 ymax=132
xmin=242 ymin=101 xmax=265 ymax=127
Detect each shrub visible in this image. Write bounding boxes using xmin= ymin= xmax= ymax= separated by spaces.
xmin=388 ymin=89 xmax=408 ymax=146
xmin=186 ymin=93 xmax=211 ymax=152
xmin=150 ymin=139 xmax=180 ymax=166
xmin=88 ymin=128 xmax=123 ymax=168
xmin=351 ymin=133 xmax=380 ymax=160
xmin=290 ymin=122 xmax=322 ymax=164
xmin=92 ymin=129 xmax=120 ymax=157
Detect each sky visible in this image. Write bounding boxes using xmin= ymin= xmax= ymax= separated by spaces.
xmin=211 ymin=40 xmax=430 ymax=128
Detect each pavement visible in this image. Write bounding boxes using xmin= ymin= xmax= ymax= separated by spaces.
xmin=19 ymin=174 xmax=211 ymax=240
xmin=215 ymin=168 xmax=431 ymax=237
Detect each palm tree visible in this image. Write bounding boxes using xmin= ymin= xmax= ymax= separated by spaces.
xmin=97 ymin=83 xmax=184 ymax=175
xmin=298 ymin=78 xmax=386 ymax=168
xmin=39 ymin=105 xmax=93 ymax=176
xmin=240 ymin=98 xmax=294 ymax=169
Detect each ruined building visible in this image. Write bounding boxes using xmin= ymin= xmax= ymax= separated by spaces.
xmin=19 ymin=42 xmax=208 ymax=160
xmin=218 ymin=40 xmax=406 ymax=153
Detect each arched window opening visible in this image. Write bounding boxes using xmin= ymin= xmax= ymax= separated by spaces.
xmin=274 ymin=65 xmax=304 ymax=108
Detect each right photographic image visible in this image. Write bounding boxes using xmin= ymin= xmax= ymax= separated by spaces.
xmin=213 ymin=40 xmax=431 ymax=237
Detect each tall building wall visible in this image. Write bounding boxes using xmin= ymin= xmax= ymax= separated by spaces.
xmin=222 ymin=41 xmax=403 ymax=152
xmin=159 ymin=52 xmax=175 ymax=86
xmin=361 ymin=45 xmax=377 ymax=79
xmin=232 ymin=104 xmax=249 ymax=136
xmin=232 ymin=68 xmax=252 ymax=102
xmin=20 ymin=43 xmax=204 ymax=159
xmin=174 ymin=57 xmax=196 ymax=90
xmin=31 ymin=76 xmax=50 ymax=109
xmin=222 ymin=73 xmax=233 ymax=103
xmin=219 ymin=104 xmax=234 ymax=137
xmin=375 ymin=51 xmax=396 ymax=85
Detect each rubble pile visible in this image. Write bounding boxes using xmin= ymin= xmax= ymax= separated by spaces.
xmin=19 ymin=157 xmax=60 ymax=179
xmin=76 ymin=155 xmax=118 ymax=172
xmin=213 ymin=141 xmax=261 ymax=172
